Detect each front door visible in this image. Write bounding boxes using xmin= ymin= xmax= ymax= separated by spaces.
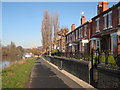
xmin=101 ymin=35 xmax=110 ymax=51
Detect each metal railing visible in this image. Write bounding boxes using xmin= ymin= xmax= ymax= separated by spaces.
xmin=51 ymin=50 xmax=120 ymax=66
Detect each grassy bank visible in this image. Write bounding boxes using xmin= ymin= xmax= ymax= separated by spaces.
xmin=2 ymin=57 xmax=36 ymax=88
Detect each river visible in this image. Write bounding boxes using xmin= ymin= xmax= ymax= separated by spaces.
xmin=1 ymin=55 xmax=22 ymax=68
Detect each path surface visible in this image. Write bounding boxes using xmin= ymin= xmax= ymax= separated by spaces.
xmin=29 ymin=57 xmax=85 ymax=88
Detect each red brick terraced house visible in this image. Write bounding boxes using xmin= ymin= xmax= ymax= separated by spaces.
xmin=65 ymin=1 xmax=120 ymax=54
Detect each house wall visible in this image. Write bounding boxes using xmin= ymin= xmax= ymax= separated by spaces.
xmin=66 ymin=2 xmax=120 ymax=53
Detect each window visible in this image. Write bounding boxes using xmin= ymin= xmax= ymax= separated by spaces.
xmin=67 ymin=35 xmax=68 ymax=42
xmin=118 ymin=6 xmax=120 ymax=24
xmin=79 ymin=28 xmax=81 ymax=38
xmin=84 ymin=25 xmax=87 ymax=36
xmin=81 ymin=27 xmax=83 ymax=37
xmin=72 ymin=32 xmax=74 ymax=41
xmin=70 ymin=34 xmax=72 ymax=42
xmin=96 ymin=18 xmax=100 ymax=32
xmin=111 ymin=35 xmax=117 ymax=52
xmin=108 ymin=11 xmax=112 ymax=28
xmin=103 ymin=14 xmax=107 ymax=30
xmin=76 ymin=30 xmax=78 ymax=39
xmin=84 ymin=43 xmax=87 ymax=52
xmin=96 ymin=40 xmax=100 ymax=50
xmin=79 ymin=42 xmax=82 ymax=52
xmin=91 ymin=41 xmax=94 ymax=48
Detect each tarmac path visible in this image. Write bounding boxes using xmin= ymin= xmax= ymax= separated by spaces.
xmin=29 ymin=57 xmax=85 ymax=89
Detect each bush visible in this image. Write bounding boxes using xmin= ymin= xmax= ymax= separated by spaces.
xmin=51 ymin=49 xmax=58 ymax=53
xmin=99 ymin=52 xmax=106 ymax=64
xmin=108 ymin=54 xmax=116 ymax=65
xmin=51 ymin=49 xmax=59 ymax=56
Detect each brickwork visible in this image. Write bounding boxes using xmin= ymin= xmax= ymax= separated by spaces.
xmin=66 ymin=2 xmax=120 ymax=53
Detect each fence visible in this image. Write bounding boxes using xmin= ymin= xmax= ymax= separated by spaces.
xmin=51 ymin=49 xmax=120 ymax=66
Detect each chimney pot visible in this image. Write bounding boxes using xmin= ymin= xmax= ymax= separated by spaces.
xmin=71 ymin=24 xmax=75 ymax=31
xmin=81 ymin=16 xmax=86 ymax=25
xmin=98 ymin=2 xmax=109 ymax=14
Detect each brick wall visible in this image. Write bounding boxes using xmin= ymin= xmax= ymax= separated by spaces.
xmin=44 ymin=55 xmax=90 ymax=83
xmin=97 ymin=64 xmax=120 ymax=88
xmin=112 ymin=6 xmax=118 ymax=27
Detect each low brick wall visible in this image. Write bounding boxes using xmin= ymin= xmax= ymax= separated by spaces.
xmin=42 ymin=55 xmax=120 ymax=88
xmin=44 ymin=55 xmax=90 ymax=84
xmin=97 ymin=64 xmax=120 ymax=88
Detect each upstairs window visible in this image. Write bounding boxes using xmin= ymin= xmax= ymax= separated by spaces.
xmin=79 ymin=28 xmax=81 ymax=38
xmin=84 ymin=25 xmax=87 ymax=36
xmin=103 ymin=14 xmax=107 ymax=30
xmin=81 ymin=27 xmax=83 ymax=37
xmin=108 ymin=11 xmax=112 ymax=28
xmin=67 ymin=35 xmax=69 ymax=43
xmin=96 ymin=18 xmax=100 ymax=33
xmin=118 ymin=6 xmax=120 ymax=25
xmin=76 ymin=30 xmax=78 ymax=39
xmin=72 ymin=32 xmax=74 ymax=41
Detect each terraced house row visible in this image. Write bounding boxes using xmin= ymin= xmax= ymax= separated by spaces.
xmin=65 ymin=2 xmax=120 ymax=54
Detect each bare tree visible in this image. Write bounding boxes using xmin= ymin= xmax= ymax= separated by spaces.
xmin=53 ymin=12 xmax=60 ymax=48
xmin=41 ymin=10 xmax=52 ymax=52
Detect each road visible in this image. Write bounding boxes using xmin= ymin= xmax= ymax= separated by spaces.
xmin=29 ymin=57 xmax=85 ymax=89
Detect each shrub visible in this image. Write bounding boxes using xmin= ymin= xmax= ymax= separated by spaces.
xmin=51 ymin=49 xmax=59 ymax=56
xmin=108 ymin=54 xmax=116 ymax=65
xmin=99 ymin=52 xmax=106 ymax=64
xmin=51 ymin=49 xmax=58 ymax=53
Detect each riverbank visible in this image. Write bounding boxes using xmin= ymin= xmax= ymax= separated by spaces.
xmin=2 ymin=57 xmax=36 ymax=88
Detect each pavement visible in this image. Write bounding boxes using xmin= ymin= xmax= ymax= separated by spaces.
xmin=29 ymin=57 xmax=95 ymax=89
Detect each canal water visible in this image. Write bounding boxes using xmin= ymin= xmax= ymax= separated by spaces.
xmin=1 ymin=56 xmax=22 ymax=68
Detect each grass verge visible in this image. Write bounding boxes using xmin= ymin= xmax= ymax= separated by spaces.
xmin=2 ymin=57 xmax=36 ymax=88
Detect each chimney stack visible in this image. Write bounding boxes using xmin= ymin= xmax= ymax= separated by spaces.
xmin=71 ymin=24 xmax=75 ymax=31
xmin=97 ymin=2 xmax=108 ymax=14
xmin=81 ymin=16 xmax=86 ymax=25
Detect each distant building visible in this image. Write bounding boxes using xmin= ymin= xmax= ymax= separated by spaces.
xmin=52 ymin=28 xmax=69 ymax=52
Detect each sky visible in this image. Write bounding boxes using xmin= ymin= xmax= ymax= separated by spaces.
xmin=2 ymin=2 xmax=117 ymax=48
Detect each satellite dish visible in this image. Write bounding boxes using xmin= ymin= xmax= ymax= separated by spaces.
xmin=80 ymin=12 xmax=84 ymax=15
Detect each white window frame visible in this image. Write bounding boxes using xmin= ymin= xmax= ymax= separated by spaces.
xmin=76 ymin=30 xmax=78 ymax=39
xmin=96 ymin=18 xmax=100 ymax=33
xmin=108 ymin=11 xmax=112 ymax=28
xmin=118 ymin=6 xmax=120 ymax=25
xmin=103 ymin=14 xmax=107 ymax=30
xmin=91 ymin=40 xmax=94 ymax=48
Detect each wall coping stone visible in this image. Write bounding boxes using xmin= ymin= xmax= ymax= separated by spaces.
xmin=47 ymin=55 xmax=90 ymax=66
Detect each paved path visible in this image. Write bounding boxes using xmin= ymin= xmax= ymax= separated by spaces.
xmin=29 ymin=57 xmax=85 ymax=88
